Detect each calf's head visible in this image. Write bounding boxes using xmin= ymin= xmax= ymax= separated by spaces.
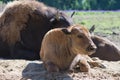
xmin=62 ymin=25 xmax=97 ymax=55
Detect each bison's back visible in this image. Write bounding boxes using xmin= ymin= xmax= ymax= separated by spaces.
xmin=91 ymin=35 xmax=120 ymax=61
xmin=0 ymin=0 xmax=73 ymax=60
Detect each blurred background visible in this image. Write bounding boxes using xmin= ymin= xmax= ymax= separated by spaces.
xmin=0 ymin=0 xmax=120 ymax=10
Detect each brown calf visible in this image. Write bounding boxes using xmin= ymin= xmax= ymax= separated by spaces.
xmin=40 ymin=24 xmax=104 ymax=72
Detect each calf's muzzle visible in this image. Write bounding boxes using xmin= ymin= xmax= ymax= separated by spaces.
xmin=86 ymin=44 xmax=97 ymax=52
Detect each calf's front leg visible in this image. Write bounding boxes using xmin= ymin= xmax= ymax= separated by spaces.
xmin=44 ymin=61 xmax=59 ymax=72
xmin=70 ymin=55 xmax=90 ymax=72
xmin=84 ymin=55 xmax=106 ymax=68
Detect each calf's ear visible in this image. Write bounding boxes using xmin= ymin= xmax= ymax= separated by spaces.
xmin=62 ymin=28 xmax=71 ymax=34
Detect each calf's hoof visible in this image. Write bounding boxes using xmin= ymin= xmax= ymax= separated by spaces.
xmin=45 ymin=61 xmax=59 ymax=72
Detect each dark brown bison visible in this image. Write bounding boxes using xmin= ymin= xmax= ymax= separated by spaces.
xmin=91 ymin=35 xmax=120 ymax=61
xmin=89 ymin=26 xmax=120 ymax=61
xmin=40 ymin=24 xmax=105 ymax=72
xmin=0 ymin=0 xmax=73 ymax=60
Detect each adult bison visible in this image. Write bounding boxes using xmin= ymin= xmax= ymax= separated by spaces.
xmin=40 ymin=24 xmax=105 ymax=72
xmin=0 ymin=0 xmax=73 ymax=60
xmin=89 ymin=26 xmax=120 ymax=61
xmin=91 ymin=35 xmax=120 ymax=61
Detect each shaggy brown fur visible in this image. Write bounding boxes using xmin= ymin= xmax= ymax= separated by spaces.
xmin=0 ymin=0 xmax=72 ymax=59
xmin=89 ymin=26 xmax=120 ymax=61
xmin=40 ymin=24 xmax=104 ymax=72
xmin=91 ymin=35 xmax=120 ymax=61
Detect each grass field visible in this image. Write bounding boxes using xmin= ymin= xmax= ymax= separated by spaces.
xmin=0 ymin=1 xmax=5 ymax=12
xmin=67 ymin=11 xmax=120 ymax=34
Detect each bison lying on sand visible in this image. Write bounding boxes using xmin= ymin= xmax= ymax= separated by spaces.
xmin=40 ymin=24 xmax=104 ymax=72
xmin=89 ymin=26 xmax=120 ymax=61
xmin=0 ymin=0 xmax=73 ymax=59
xmin=91 ymin=35 xmax=120 ymax=61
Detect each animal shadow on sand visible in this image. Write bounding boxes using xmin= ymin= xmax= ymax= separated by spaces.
xmin=22 ymin=61 xmax=73 ymax=80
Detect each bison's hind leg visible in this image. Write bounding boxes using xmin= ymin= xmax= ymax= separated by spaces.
xmin=45 ymin=61 xmax=59 ymax=72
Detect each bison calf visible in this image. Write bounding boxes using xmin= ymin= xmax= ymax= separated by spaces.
xmin=40 ymin=24 xmax=104 ymax=72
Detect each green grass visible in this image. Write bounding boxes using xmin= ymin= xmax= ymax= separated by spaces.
xmin=67 ymin=11 xmax=120 ymax=34
xmin=0 ymin=1 xmax=2 ymax=3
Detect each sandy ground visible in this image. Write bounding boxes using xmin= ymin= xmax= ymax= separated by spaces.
xmin=0 ymin=59 xmax=119 ymax=80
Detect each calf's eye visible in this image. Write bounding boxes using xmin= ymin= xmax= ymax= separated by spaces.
xmin=77 ymin=35 xmax=83 ymax=38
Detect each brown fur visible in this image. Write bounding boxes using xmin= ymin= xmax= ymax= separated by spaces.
xmin=0 ymin=1 xmax=31 ymax=58
xmin=91 ymin=35 xmax=120 ymax=61
xmin=0 ymin=0 xmax=58 ymax=45
xmin=40 ymin=24 xmax=98 ymax=72
xmin=0 ymin=0 xmax=72 ymax=59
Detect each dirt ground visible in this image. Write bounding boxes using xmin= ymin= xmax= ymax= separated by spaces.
xmin=0 ymin=34 xmax=120 ymax=80
xmin=0 ymin=59 xmax=120 ymax=80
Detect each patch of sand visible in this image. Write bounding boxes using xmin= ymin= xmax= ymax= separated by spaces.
xmin=0 ymin=60 xmax=120 ymax=80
